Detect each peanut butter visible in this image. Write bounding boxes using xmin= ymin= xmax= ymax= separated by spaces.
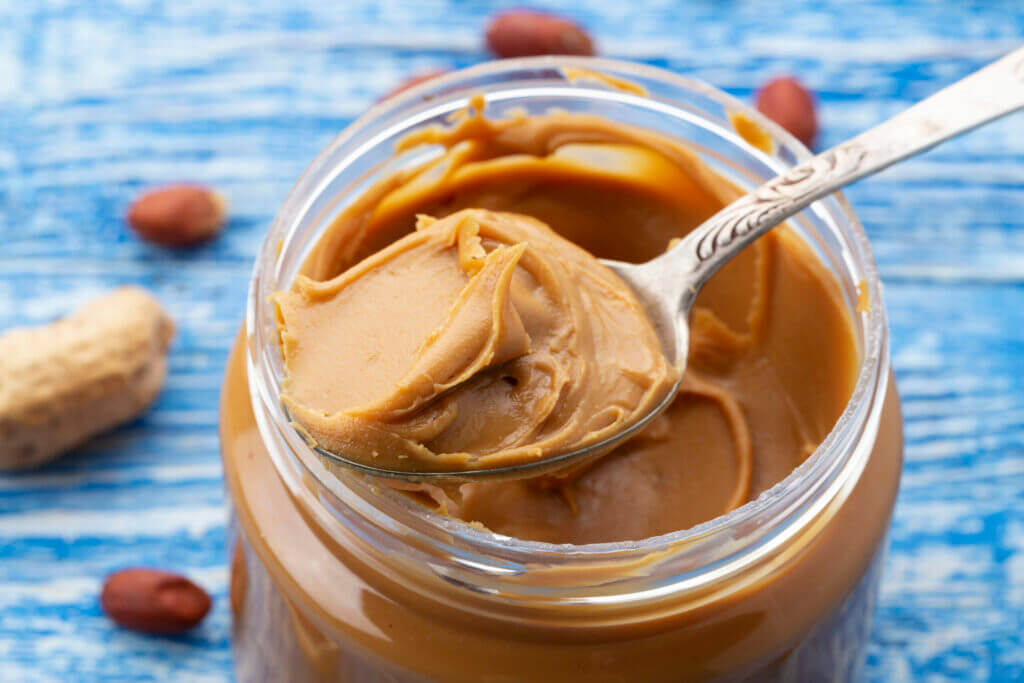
xmin=221 ymin=89 xmax=903 ymax=682
xmin=275 ymin=210 xmax=677 ymax=473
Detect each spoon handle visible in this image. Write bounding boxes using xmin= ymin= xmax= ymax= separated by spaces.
xmin=665 ymin=44 xmax=1024 ymax=304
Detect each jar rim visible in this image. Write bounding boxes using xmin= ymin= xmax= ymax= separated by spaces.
xmin=244 ymin=56 xmax=889 ymax=604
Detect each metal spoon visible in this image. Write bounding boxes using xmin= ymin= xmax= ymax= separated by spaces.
xmin=318 ymin=46 xmax=1024 ymax=483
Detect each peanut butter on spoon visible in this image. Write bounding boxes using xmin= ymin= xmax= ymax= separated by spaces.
xmin=275 ymin=209 xmax=678 ymax=474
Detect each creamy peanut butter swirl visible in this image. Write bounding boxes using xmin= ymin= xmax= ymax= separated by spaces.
xmin=275 ymin=209 xmax=678 ymax=473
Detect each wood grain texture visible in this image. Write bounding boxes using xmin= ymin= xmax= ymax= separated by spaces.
xmin=0 ymin=1 xmax=1022 ymax=680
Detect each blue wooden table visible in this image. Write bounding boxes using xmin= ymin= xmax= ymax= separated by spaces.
xmin=1 ymin=2 xmax=1022 ymax=680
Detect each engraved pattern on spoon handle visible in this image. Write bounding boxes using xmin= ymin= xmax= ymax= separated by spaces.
xmin=691 ymin=145 xmax=867 ymax=263
xmin=671 ymin=44 xmax=1024 ymax=295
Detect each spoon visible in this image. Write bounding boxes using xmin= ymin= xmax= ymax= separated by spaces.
xmin=316 ymin=46 xmax=1024 ymax=483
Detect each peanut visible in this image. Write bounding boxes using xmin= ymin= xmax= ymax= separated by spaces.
xmin=485 ymin=10 xmax=595 ymax=58
xmin=127 ymin=184 xmax=226 ymax=247
xmin=101 ymin=568 xmax=212 ymax=635
xmin=0 ymin=287 xmax=174 ymax=470
xmin=755 ymin=76 xmax=818 ymax=149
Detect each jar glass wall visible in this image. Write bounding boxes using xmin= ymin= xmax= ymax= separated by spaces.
xmin=220 ymin=57 xmax=903 ymax=682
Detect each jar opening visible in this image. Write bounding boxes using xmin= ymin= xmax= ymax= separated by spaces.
xmin=245 ymin=57 xmax=889 ymax=603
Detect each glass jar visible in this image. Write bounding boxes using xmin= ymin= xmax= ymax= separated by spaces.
xmin=220 ymin=57 xmax=902 ymax=682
